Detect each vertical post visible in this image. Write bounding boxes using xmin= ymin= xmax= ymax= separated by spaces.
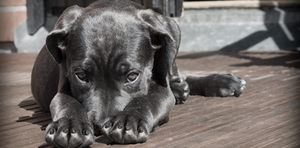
xmin=175 ymin=0 xmax=183 ymax=17
xmin=132 ymin=0 xmax=183 ymax=17
xmin=143 ymin=0 xmax=153 ymax=8
xmin=163 ymin=0 xmax=168 ymax=16
xmin=169 ymin=0 xmax=175 ymax=17
xmin=26 ymin=0 xmax=45 ymax=35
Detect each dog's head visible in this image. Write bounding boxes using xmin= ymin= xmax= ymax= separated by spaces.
xmin=46 ymin=4 xmax=180 ymax=122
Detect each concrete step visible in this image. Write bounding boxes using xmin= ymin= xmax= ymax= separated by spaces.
xmin=174 ymin=7 xmax=300 ymax=52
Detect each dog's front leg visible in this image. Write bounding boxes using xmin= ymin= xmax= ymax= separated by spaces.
xmin=45 ymin=93 xmax=94 ymax=148
xmin=101 ymin=84 xmax=175 ymax=144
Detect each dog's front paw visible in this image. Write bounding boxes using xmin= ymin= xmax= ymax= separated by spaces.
xmin=101 ymin=112 xmax=151 ymax=144
xmin=170 ymin=76 xmax=190 ymax=104
xmin=206 ymin=73 xmax=246 ymax=97
xmin=45 ymin=118 xmax=94 ymax=148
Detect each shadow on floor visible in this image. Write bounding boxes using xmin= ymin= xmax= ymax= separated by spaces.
xmin=177 ymin=51 xmax=300 ymax=69
xmin=17 ymin=96 xmax=51 ymax=131
xmin=17 ymin=97 xmax=53 ymax=148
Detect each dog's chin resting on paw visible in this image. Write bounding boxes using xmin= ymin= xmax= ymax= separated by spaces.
xmin=31 ymin=0 xmax=246 ymax=147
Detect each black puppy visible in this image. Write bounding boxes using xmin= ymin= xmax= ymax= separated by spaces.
xmin=31 ymin=0 xmax=246 ymax=147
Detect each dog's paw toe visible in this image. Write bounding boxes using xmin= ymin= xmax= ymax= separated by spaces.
xmin=240 ymin=79 xmax=246 ymax=91
xmin=232 ymin=76 xmax=246 ymax=97
xmin=45 ymin=118 xmax=94 ymax=148
xmin=102 ymin=113 xmax=150 ymax=144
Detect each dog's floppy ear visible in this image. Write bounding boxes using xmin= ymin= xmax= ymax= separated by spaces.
xmin=46 ymin=5 xmax=84 ymax=64
xmin=138 ymin=9 xmax=181 ymax=87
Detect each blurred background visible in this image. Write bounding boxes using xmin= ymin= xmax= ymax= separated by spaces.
xmin=0 ymin=0 xmax=299 ymax=53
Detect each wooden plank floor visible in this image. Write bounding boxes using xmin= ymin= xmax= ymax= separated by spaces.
xmin=0 ymin=51 xmax=299 ymax=148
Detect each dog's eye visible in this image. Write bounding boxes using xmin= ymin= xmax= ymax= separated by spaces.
xmin=126 ymin=72 xmax=139 ymax=83
xmin=76 ymin=72 xmax=88 ymax=82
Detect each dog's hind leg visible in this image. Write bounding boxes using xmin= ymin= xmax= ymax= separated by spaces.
xmin=169 ymin=62 xmax=246 ymax=102
xmin=31 ymin=46 xmax=60 ymax=112
xmin=185 ymin=73 xmax=246 ymax=98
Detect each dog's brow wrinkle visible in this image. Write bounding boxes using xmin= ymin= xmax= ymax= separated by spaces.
xmin=119 ymin=64 xmax=129 ymax=74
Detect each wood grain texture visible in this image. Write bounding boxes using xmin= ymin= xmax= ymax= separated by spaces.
xmin=0 ymin=51 xmax=299 ymax=148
